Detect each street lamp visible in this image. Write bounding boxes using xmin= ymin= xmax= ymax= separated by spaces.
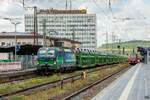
xmin=3 ymin=18 xmax=21 ymax=32
xmin=3 ymin=18 xmax=21 ymax=61
xmin=12 ymin=22 xmax=21 ymax=61
xmin=12 ymin=22 xmax=21 ymax=32
xmin=42 ymin=19 xmax=46 ymax=47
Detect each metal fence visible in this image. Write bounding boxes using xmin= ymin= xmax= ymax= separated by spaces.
xmin=17 ymin=55 xmax=37 ymax=70
xmin=0 ymin=52 xmax=37 ymax=71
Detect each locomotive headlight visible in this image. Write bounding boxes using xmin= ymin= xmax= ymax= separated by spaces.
xmin=54 ymin=61 xmax=56 ymax=64
xmin=37 ymin=61 xmax=39 ymax=64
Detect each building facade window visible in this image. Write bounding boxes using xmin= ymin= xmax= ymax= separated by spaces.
xmin=1 ymin=42 xmax=5 ymax=46
xmin=25 ymin=10 xmax=97 ymax=49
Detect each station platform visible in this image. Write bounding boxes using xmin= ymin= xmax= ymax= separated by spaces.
xmin=92 ymin=63 xmax=150 ymax=100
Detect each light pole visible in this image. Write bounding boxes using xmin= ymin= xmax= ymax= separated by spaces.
xmin=42 ymin=19 xmax=46 ymax=47
xmin=3 ymin=18 xmax=21 ymax=60
xmin=112 ymin=32 xmax=114 ymax=53
xmin=11 ymin=22 xmax=21 ymax=32
xmin=12 ymin=22 xmax=21 ymax=61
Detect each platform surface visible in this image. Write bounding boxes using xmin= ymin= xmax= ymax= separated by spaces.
xmin=92 ymin=63 xmax=150 ymax=100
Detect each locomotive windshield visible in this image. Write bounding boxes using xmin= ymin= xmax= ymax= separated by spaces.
xmin=38 ymin=48 xmax=55 ymax=58
xmin=64 ymin=52 xmax=75 ymax=62
xmin=47 ymin=50 xmax=55 ymax=57
xmin=38 ymin=49 xmax=46 ymax=55
xmin=65 ymin=52 xmax=71 ymax=59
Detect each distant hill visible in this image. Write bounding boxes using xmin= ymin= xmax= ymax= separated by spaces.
xmin=98 ymin=40 xmax=150 ymax=54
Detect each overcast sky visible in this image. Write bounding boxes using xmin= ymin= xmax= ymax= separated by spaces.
xmin=0 ymin=0 xmax=150 ymax=47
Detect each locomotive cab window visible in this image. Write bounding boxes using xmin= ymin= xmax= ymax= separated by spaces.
xmin=47 ymin=50 xmax=55 ymax=57
xmin=64 ymin=49 xmax=75 ymax=62
xmin=38 ymin=49 xmax=46 ymax=55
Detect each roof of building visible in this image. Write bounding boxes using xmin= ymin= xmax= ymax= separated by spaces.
xmin=37 ymin=8 xmax=87 ymax=14
xmin=0 ymin=32 xmax=81 ymax=44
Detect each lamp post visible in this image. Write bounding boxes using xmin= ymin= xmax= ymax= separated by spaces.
xmin=12 ymin=22 xmax=21 ymax=60
xmin=11 ymin=22 xmax=21 ymax=32
xmin=3 ymin=18 xmax=21 ymax=60
xmin=42 ymin=19 xmax=46 ymax=47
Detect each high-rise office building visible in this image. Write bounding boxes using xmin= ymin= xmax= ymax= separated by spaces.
xmin=25 ymin=8 xmax=96 ymax=49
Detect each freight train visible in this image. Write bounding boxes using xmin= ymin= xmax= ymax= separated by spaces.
xmin=36 ymin=47 xmax=128 ymax=74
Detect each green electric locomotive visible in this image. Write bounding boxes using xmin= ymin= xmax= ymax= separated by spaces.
xmin=37 ymin=47 xmax=76 ymax=74
xmin=36 ymin=47 xmax=127 ymax=74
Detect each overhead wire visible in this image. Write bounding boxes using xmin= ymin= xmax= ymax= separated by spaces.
xmin=108 ymin=0 xmax=115 ymax=18
xmin=92 ymin=0 xmax=112 ymax=50
xmin=92 ymin=0 xmax=109 ymax=18
xmin=99 ymin=0 xmax=119 ymax=42
xmin=93 ymin=0 xmax=135 ymax=45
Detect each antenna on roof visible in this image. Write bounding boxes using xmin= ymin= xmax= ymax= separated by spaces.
xmin=22 ymin=0 xmax=24 ymax=7
xmin=70 ymin=0 xmax=72 ymax=10
xmin=66 ymin=0 xmax=68 ymax=10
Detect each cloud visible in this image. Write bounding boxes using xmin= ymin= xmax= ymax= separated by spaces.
xmin=112 ymin=0 xmax=150 ymax=42
xmin=0 ymin=0 xmax=150 ymax=47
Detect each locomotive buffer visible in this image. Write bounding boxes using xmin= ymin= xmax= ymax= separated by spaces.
xmin=92 ymin=63 xmax=150 ymax=100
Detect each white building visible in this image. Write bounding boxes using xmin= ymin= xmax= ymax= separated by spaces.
xmin=0 ymin=32 xmax=81 ymax=48
xmin=25 ymin=8 xmax=97 ymax=49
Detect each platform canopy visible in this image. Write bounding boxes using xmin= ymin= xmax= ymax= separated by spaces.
xmin=0 ymin=44 xmax=42 ymax=55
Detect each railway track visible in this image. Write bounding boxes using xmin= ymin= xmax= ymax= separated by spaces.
xmin=0 ymin=64 xmax=106 ymax=85
xmin=0 ymin=74 xmax=80 ymax=98
xmin=0 ymin=63 xmax=111 ymax=84
xmin=0 ymin=69 xmax=37 ymax=84
xmin=0 ymin=62 xmax=123 ymax=84
xmin=63 ymin=65 xmax=131 ymax=100
xmin=0 ymin=63 xmax=128 ymax=99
